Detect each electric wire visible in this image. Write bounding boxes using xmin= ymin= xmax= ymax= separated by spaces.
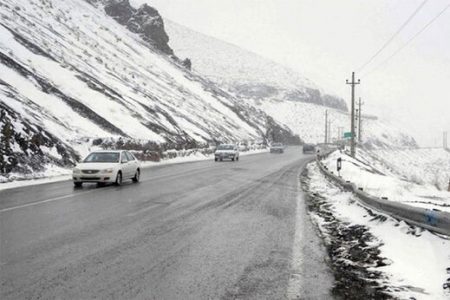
xmin=362 ymin=2 xmax=450 ymax=78
xmin=357 ymin=0 xmax=429 ymax=72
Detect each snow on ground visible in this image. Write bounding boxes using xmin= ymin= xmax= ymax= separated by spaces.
xmin=0 ymin=148 xmax=268 ymax=191
xmin=306 ymin=162 xmax=450 ymax=300
xmin=321 ymin=149 xmax=450 ymax=212
xmin=368 ymin=148 xmax=450 ymax=191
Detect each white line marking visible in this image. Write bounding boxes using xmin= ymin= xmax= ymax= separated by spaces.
xmin=0 ymin=190 xmax=97 ymax=213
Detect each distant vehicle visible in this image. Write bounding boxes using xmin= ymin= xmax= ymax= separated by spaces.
xmin=72 ymin=150 xmax=141 ymax=187
xmin=270 ymin=143 xmax=285 ymax=153
xmin=215 ymin=144 xmax=239 ymax=162
xmin=238 ymin=143 xmax=248 ymax=152
xmin=303 ymin=144 xmax=316 ymax=154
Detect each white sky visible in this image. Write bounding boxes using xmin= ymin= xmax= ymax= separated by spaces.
xmin=132 ymin=0 xmax=450 ymax=147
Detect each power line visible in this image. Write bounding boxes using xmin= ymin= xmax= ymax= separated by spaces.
xmin=357 ymin=0 xmax=429 ymax=72
xmin=362 ymin=2 xmax=450 ymax=78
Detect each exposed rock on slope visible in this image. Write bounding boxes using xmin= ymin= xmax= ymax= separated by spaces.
xmin=103 ymin=0 xmax=173 ymax=55
xmin=0 ymin=0 xmax=299 ymax=178
xmin=0 ymin=101 xmax=79 ymax=174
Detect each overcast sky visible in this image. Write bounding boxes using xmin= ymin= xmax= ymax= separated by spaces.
xmin=132 ymin=0 xmax=449 ymax=146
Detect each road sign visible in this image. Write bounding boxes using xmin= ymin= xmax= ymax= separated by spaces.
xmin=343 ymin=132 xmax=353 ymax=138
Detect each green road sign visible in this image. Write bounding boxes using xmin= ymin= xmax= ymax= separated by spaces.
xmin=343 ymin=132 xmax=353 ymax=138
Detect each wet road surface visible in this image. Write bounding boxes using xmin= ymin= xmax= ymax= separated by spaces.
xmin=0 ymin=147 xmax=333 ymax=299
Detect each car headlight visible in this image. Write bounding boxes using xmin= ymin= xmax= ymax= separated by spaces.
xmin=101 ymin=168 xmax=114 ymax=174
xmin=73 ymin=168 xmax=81 ymax=173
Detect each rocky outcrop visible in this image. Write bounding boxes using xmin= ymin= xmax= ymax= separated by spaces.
xmin=285 ymin=88 xmax=348 ymax=111
xmin=0 ymin=102 xmax=79 ymax=176
xmin=103 ymin=0 xmax=173 ymax=55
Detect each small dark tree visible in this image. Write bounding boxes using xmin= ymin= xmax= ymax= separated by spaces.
xmin=182 ymin=58 xmax=192 ymax=70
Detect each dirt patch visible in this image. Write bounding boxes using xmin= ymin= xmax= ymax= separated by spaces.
xmin=301 ymin=168 xmax=394 ymax=299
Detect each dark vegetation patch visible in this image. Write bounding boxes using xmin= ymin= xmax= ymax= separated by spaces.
xmin=90 ymin=137 xmax=214 ymax=162
xmin=265 ymin=116 xmax=302 ymax=145
xmin=0 ymin=103 xmax=79 ymax=176
xmin=300 ymin=167 xmax=394 ymax=299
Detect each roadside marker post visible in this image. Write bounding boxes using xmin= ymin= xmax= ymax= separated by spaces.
xmin=337 ymin=157 xmax=342 ymax=177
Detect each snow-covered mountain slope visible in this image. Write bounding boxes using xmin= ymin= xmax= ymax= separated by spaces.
xmin=252 ymin=98 xmax=417 ymax=147
xmin=0 ymin=0 xmax=298 ymax=177
xmin=165 ymin=20 xmax=348 ymax=111
xmin=165 ymin=20 xmax=417 ymax=148
xmin=367 ymin=148 xmax=450 ymax=191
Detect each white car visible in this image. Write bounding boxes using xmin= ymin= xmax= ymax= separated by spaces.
xmin=72 ymin=150 xmax=141 ymax=187
xmin=214 ymin=144 xmax=239 ymax=162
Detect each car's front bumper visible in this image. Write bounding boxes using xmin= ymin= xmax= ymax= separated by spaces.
xmin=270 ymin=149 xmax=284 ymax=153
xmin=73 ymin=173 xmax=115 ymax=183
xmin=215 ymin=153 xmax=236 ymax=159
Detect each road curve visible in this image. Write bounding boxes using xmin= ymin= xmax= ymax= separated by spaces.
xmin=0 ymin=147 xmax=333 ymax=299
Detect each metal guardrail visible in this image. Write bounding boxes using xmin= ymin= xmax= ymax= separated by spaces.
xmin=316 ymin=157 xmax=450 ymax=236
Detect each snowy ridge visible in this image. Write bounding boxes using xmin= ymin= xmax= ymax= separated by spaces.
xmin=165 ymin=20 xmax=418 ymax=147
xmin=165 ymin=20 xmax=348 ymax=111
xmin=250 ymin=98 xmax=417 ymax=147
xmin=0 ymin=0 xmax=296 ymax=178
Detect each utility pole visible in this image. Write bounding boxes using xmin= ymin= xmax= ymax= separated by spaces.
xmin=357 ymin=98 xmax=363 ymax=142
xmin=346 ymin=72 xmax=360 ymax=157
xmin=324 ymin=110 xmax=328 ymax=144
xmin=328 ymin=119 xmax=331 ymax=143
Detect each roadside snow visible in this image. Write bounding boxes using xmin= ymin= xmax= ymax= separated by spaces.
xmin=321 ymin=149 xmax=450 ymax=212
xmin=306 ymin=162 xmax=450 ymax=299
xmin=369 ymin=148 xmax=450 ymax=191
xmin=0 ymin=148 xmax=268 ymax=191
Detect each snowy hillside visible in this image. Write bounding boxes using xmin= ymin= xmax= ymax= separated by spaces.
xmin=368 ymin=148 xmax=450 ymax=191
xmin=322 ymin=149 xmax=450 ymax=212
xmin=0 ymin=0 xmax=298 ymax=178
xmin=165 ymin=20 xmax=348 ymax=111
xmin=252 ymin=98 xmax=417 ymax=146
xmin=165 ymin=20 xmax=417 ymax=147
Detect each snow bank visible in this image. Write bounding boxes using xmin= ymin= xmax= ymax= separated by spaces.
xmin=306 ymin=163 xmax=450 ymax=299
xmin=321 ymin=149 xmax=450 ymax=212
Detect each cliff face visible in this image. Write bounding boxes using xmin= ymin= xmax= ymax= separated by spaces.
xmin=104 ymin=0 xmax=173 ymax=55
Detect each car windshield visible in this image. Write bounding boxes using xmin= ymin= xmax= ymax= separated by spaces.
xmin=272 ymin=143 xmax=282 ymax=147
xmin=217 ymin=145 xmax=234 ymax=150
xmin=83 ymin=152 xmax=120 ymax=163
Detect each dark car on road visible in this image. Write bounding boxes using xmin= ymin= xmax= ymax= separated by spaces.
xmin=270 ymin=143 xmax=285 ymax=153
xmin=303 ymin=144 xmax=315 ymax=154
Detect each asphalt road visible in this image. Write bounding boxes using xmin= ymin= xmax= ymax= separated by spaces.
xmin=0 ymin=147 xmax=333 ymax=299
